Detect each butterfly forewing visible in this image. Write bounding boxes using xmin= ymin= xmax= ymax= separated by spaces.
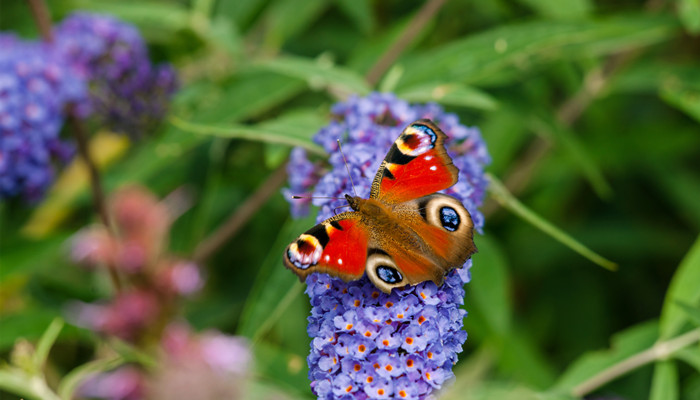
xmin=283 ymin=212 xmax=369 ymax=282
xmin=370 ymin=119 xmax=459 ymax=204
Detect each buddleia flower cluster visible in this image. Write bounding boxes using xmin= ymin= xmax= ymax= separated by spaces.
xmin=0 ymin=34 xmax=85 ymax=201
xmin=284 ymin=93 xmax=490 ymax=399
xmin=0 ymin=12 xmax=177 ymax=202
xmin=54 ymin=13 xmax=177 ymax=137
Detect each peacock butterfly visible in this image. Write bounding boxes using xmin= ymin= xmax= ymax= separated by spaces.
xmin=283 ymin=119 xmax=476 ymax=293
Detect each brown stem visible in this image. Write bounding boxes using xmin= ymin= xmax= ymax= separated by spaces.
xmin=365 ymin=0 xmax=447 ymax=87
xmin=68 ymin=112 xmax=122 ymax=292
xmin=192 ymin=164 xmax=289 ymax=264
xmin=26 ymin=0 xmax=53 ymax=42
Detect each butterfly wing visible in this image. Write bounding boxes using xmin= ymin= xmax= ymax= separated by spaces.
xmin=363 ymin=193 xmax=476 ymax=293
xmin=283 ymin=212 xmax=369 ymax=282
xmin=370 ymin=119 xmax=459 ymax=205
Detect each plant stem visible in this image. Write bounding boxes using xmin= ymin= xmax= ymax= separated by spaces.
xmin=192 ymin=164 xmax=288 ymax=263
xmin=26 ymin=0 xmax=53 ymax=42
xmin=365 ymin=0 xmax=447 ymax=87
xmin=572 ymin=328 xmax=700 ymax=397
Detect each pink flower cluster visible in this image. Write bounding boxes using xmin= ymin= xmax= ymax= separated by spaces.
xmin=69 ymin=186 xmax=203 ymax=342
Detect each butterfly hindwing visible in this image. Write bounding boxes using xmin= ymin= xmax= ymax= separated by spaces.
xmin=283 ymin=212 xmax=369 ymax=282
xmin=370 ymin=119 xmax=459 ymax=204
xmin=363 ymin=193 xmax=476 ymax=293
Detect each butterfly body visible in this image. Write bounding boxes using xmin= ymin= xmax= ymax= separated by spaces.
xmin=284 ymin=119 xmax=476 ymax=293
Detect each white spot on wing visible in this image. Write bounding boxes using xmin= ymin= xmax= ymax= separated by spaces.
xmin=424 ymin=155 xmax=433 ymax=161
xmin=325 ymin=255 xmax=330 ymax=262
xmin=338 ymin=258 xmax=343 ymax=265
xmin=430 ymin=166 xmax=437 ymax=171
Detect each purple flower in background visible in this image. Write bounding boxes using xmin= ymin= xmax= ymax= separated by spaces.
xmin=0 ymin=34 xmax=85 ymax=201
xmin=54 ymin=13 xmax=177 ymax=137
xmin=284 ymin=93 xmax=490 ymax=399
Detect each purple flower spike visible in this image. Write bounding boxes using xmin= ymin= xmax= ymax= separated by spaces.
xmin=0 ymin=34 xmax=86 ymax=201
xmin=54 ymin=13 xmax=177 ymax=138
xmin=286 ymin=93 xmax=490 ymax=399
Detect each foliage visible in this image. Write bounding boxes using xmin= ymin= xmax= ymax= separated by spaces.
xmin=1 ymin=0 xmax=700 ymax=399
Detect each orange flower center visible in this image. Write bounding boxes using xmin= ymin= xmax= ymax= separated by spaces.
xmin=378 ymin=389 xmax=385 ymax=395
xmin=346 ymin=324 xmax=353 ymax=330
xmin=346 ymin=385 xmax=352 ymax=392
xmin=358 ymin=344 xmax=366 ymax=352
xmin=354 ymin=364 xmax=361 ymax=372
xmin=399 ymin=390 xmax=407 ymax=397
xmin=406 ymin=359 xmax=414 ymax=367
xmin=382 ymin=340 xmax=389 ymax=346
xmin=406 ymin=337 xmax=414 ymax=345
xmin=385 ymin=301 xmax=394 ymax=308
xmin=354 ymin=300 xmax=361 ymax=307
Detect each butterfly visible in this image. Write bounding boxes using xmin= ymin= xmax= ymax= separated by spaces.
xmin=283 ymin=119 xmax=476 ymax=293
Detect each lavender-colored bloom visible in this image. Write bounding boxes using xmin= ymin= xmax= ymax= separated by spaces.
xmin=285 ymin=93 xmax=490 ymax=399
xmin=0 ymin=34 xmax=85 ymax=201
xmin=54 ymin=13 xmax=177 ymax=137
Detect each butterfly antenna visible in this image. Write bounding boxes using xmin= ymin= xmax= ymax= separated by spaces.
xmin=291 ymin=195 xmax=344 ymax=200
xmin=337 ymin=139 xmax=358 ymax=197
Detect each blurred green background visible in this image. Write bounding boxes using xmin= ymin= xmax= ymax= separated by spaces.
xmin=1 ymin=0 xmax=700 ymax=399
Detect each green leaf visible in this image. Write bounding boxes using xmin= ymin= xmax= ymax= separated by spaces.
xmin=32 ymin=318 xmax=63 ymax=371
xmin=469 ymin=236 xmax=512 ymax=335
xmin=255 ymin=55 xmax=371 ymax=96
xmin=529 ymin=117 xmax=612 ymax=199
xmin=660 ymin=76 xmax=700 ymax=124
xmin=555 ymin=320 xmax=659 ymax=392
xmin=487 ymin=174 xmax=617 ymax=270
xmin=68 ymin=0 xmax=190 ymax=43
xmin=237 ymin=214 xmax=317 ymax=339
xmin=674 ymin=347 xmax=700 ymax=373
xmin=659 ymin=235 xmax=700 ymax=340
xmin=516 ymin=0 xmax=592 ymax=20
xmin=261 ymin=0 xmax=329 ymax=51
xmin=676 ymin=301 xmax=700 ymax=327
xmin=650 ymin=360 xmax=679 ymax=400
xmin=58 ymin=357 xmax=125 ymax=400
xmin=678 ymin=0 xmax=700 ymax=34
xmin=335 ymin=0 xmax=374 ymax=34
xmin=396 ymin=82 xmax=499 ymax=110
xmin=170 ymin=110 xmax=327 ymax=156
xmin=397 ymin=14 xmax=678 ymax=88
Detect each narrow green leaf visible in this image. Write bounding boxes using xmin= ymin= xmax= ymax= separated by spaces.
xmin=256 ymin=55 xmax=371 ymax=96
xmin=397 ymin=82 xmax=499 ymax=110
xmin=487 ymin=174 xmax=617 ymax=270
xmin=674 ymin=347 xmax=700 ymax=373
xmin=676 ymin=301 xmax=700 ymax=327
xmin=70 ymin=0 xmax=190 ymax=43
xmin=516 ymin=0 xmax=592 ymax=20
xmin=555 ymin=320 xmax=659 ymax=392
xmin=678 ymin=0 xmax=700 ymax=34
xmin=261 ymin=0 xmax=329 ymax=50
xmin=169 ymin=111 xmax=327 ymax=157
xmin=529 ymin=117 xmax=612 ymax=199
xmin=32 ymin=318 xmax=64 ymax=371
xmin=237 ymin=214 xmax=317 ymax=338
xmin=469 ymin=236 xmax=512 ymax=336
xmin=660 ymin=77 xmax=700 ymax=124
xmin=335 ymin=0 xmax=374 ymax=34
xmin=659 ymin=235 xmax=700 ymax=340
xmin=397 ymin=14 xmax=678 ymax=88
xmin=650 ymin=360 xmax=679 ymax=400
xmin=58 ymin=357 xmax=125 ymax=400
